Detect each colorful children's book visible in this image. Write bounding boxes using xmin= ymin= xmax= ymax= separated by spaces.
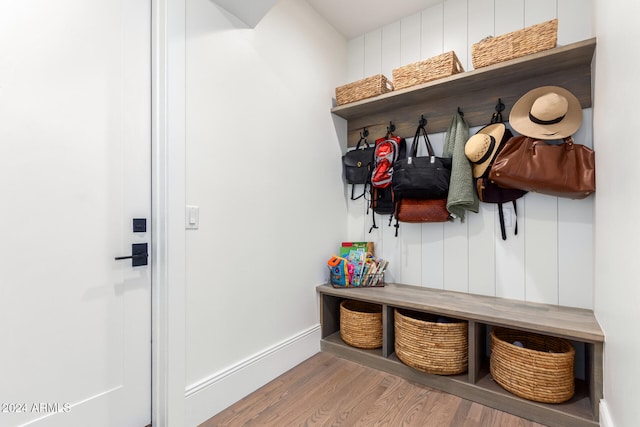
xmin=339 ymin=242 xmax=374 ymax=258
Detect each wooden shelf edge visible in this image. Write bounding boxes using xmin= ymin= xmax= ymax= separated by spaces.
xmin=331 ymin=38 xmax=596 ymax=118
xmin=331 ymin=38 xmax=596 ymax=145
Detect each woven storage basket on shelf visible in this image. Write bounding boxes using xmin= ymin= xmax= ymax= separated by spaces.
xmin=472 ymin=19 xmax=558 ymax=69
xmin=335 ymin=74 xmax=393 ymax=106
xmin=392 ymin=51 xmax=464 ymax=90
xmin=490 ymin=327 xmax=575 ymax=403
xmin=394 ymin=308 xmax=468 ymax=375
xmin=340 ymin=300 xmax=383 ymax=349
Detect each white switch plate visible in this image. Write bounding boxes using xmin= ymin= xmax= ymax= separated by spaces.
xmin=186 ymin=205 xmax=199 ymax=229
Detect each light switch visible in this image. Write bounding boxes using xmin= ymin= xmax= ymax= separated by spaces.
xmin=186 ymin=205 xmax=199 ymax=229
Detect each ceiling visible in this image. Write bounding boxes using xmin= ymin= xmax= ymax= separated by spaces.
xmin=212 ymin=0 xmax=279 ymax=27
xmin=306 ymin=0 xmax=444 ymax=39
xmin=211 ymin=0 xmax=444 ymax=39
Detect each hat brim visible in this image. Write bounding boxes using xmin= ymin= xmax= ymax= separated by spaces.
xmin=509 ymin=86 xmax=582 ymax=140
xmin=466 ymin=123 xmax=505 ymax=178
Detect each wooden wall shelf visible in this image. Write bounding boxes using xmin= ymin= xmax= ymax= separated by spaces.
xmin=332 ymin=38 xmax=596 ymax=146
xmin=317 ymin=283 xmax=604 ymax=427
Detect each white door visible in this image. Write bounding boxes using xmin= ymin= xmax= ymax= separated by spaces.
xmin=0 ymin=1 xmax=151 ymax=427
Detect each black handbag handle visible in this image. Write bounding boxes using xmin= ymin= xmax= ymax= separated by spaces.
xmin=355 ymin=131 xmax=370 ymax=150
xmin=410 ymin=123 xmax=435 ymax=157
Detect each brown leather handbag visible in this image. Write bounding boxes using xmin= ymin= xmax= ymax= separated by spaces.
xmin=488 ymin=135 xmax=595 ymax=199
xmin=395 ymin=198 xmax=451 ymax=223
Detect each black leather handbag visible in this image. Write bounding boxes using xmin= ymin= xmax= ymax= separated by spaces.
xmin=391 ymin=122 xmax=451 ymax=199
xmin=342 ymin=133 xmax=374 ymax=199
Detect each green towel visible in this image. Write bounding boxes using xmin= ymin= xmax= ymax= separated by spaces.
xmin=443 ymin=112 xmax=478 ymax=221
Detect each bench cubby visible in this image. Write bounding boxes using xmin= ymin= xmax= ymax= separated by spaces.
xmin=317 ymin=283 xmax=603 ymax=427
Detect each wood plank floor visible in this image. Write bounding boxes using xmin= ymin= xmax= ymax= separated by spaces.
xmin=200 ymin=352 xmax=548 ymax=427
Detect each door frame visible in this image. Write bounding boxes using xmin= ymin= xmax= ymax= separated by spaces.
xmin=151 ymin=0 xmax=187 ymax=425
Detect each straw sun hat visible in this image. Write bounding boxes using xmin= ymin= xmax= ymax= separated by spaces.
xmin=464 ymin=123 xmax=506 ymax=178
xmin=509 ymin=86 xmax=582 ymax=140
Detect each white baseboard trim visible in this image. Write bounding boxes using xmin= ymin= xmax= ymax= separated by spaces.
xmin=184 ymin=324 xmax=321 ymax=427
xmin=600 ymin=399 xmax=614 ymax=427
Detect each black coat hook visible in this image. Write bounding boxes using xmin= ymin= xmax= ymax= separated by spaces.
xmin=387 ymin=121 xmax=395 ymax=134
xmin=361 ymin=128 xmax=369 ymax=138
xmin=419 ymin=115 xmax=427 ymax=127
xmin=491 ymin=98 xmax=506 ymax=123
xmin=457 ymin=107 xmax=464 ymax=117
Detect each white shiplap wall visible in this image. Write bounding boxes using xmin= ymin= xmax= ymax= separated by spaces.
xmin=345 ymin=0 xmax=594 ymax=309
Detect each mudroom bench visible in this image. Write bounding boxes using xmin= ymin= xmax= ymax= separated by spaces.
xmin=316 ymin=283 xmax=604 ymax=427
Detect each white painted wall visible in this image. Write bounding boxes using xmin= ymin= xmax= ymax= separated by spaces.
xmin=593 ymin=1 xmax=640 ymax=426
xmin=344 ymin=0 xmax=595 ymax=309
xmin=183 ymin=0 xmax=347 ymax=423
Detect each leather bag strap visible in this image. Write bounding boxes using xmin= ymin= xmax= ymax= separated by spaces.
xmin=498 ymin=200 xmax=519 ymax=241
xmin=355 ymin=134 xmax=369 ymax=150
xmin=350 ymin=184 xmax=365 ymax=201
xmin=498 ymin=203 xmax=507 ymax=240
xmin=411 ymin=124 xmax=435 ymax=157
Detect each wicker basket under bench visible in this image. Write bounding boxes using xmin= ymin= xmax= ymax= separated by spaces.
xmin=395 ymin=308 xmax=468 ymax=375
xmin=317 ymin=283 xmax=604 ymax=427
xmin=490 ymin=327 xmax=575 ymax=403
xmin=340 ymin=300 xmax=382 ymax=349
